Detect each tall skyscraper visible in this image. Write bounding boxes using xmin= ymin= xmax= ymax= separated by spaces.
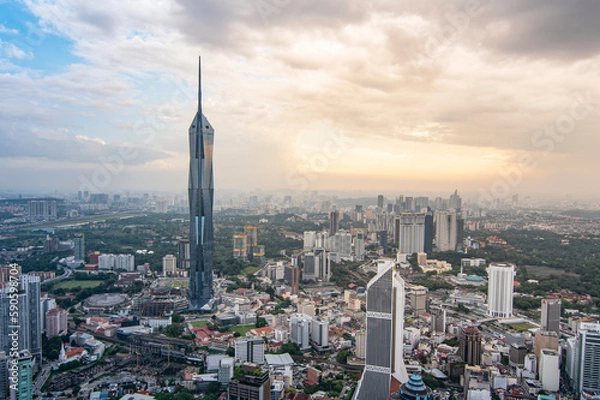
xmin=541 ymin=298 xmax=561 ymax=334
xmin=284 ymin=264 xmax=299 ymax=295
xmin=459 ymin=326 xmax=482 ymax=366
xmin=177 ymin=239 xmax=190 ymax=270
xmin=354 ymin=231 xmax=365 ymax=260
xmin=354 ymin=260 xmax=408 ymax=400
xmin=435 ymin=209 xmax=458 ymax=251
xmin=329 ymin=210 xmax=340 ymax=235
xmin=377 ymin=195 xmax=384 ymax=209
xmin=290 ymin=314 xmax=311 ymax=351
xmin=424 ymin=212 xmax=434 ymax=254
xmin=569 ymin=323 xmax=600 ymax=398
xmin=188 ymin=57 xmax=215 ymax=311
xmin=487 ymin=263 xmax=515 ymax=318
xmin=0 ymin=274 xmax=42 ymax=365
xmin=311 ymin=316 xmax=329 ymax=350
xmin=162 ymin=254 xmax=177 ymax=277
xmin=73 ymin=233 xmax=85 ymax=262
xmin=395 ymin=213 xmax=426 ymax=254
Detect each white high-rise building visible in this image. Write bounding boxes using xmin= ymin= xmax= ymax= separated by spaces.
xmin=331 ymin=231 xmax=352 ymax=258
xmin=395 ymin=213 xmax=426 ymax=254
xmin=539 ymin=349 xmax=559 ymax=392
xmin=487 ymin=263 xmax=515 ymax=318
xmin=354 ymin=232 xmax=365 ymax=260
xmin=435 ymin=209 xmax=457 ymax=251
xmin=311 ymin=317 xmax=329 ymax=349
xmin=354 ymin=260 xmax=408 ymax=400
xmin=290 ymin=314 xmax=311 ymax=351
xmin=303 ymin=231 xmax=316 ymax=250
xmin=163 ymin=254 xmax=177 ymax=276
xmin=316 ymin=231 xmax=330 ymax=249
xmin=115 ymin=254 xmax=135 ymax=271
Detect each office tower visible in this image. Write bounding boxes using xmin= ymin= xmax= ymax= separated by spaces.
xmin=244 ymin=225 xmax=258 ymax=260
xmin=301 ymin=249 xmax=330 ymax=283
xmin=435 ymin=209 xmax=458 ymax=251
xmin=329 ymin=210 xmax=340 ymax=235
xmin=377 ymin=195 xmax=384 ymax=209
xmin=114 ymin=254 xmax=135 ymax=272
xmin=284 ymin=264 xmax=299 ymax=295
xmin=330 ymin=231 xmax=352 ymax=258
xmin=315 ymin=231 xmax=329 ymax=249
xmin=0 ymin=352 xmax=7 ymax=400
xmin=459 ymin=326 xmax=482 ymax=366
xmin=188 ymin=57 xmax=215 ymax=310
xmin=404 ymin=197 xmax=415 ymax=212
xmin=570 ymin=323 xmax=600 ymax=397
xmin=415 ymin=197 xmax=429 ymax=211
xmin=409 ymin=286 xmax=427 ymax=315
xmin=431 ymin=307 xmax=446 ymax=334
xmin=539 ymin=349 xmax=559 ymax=392
xmin=541 ymin=298 xmax=561 ymax=334
xmin=73 ymin=233 xmax=85 ymax=261
xmin=218 ymin=357 xmax=234 ymax=384
xmin=28 ymin=200 xmax=57 ymax=220
xmin=46 ymin=307 xmax=67 ymax=337
xmin=424 ymin=213 xmax=433 ymax=253
xmin=354 ymin=260 xmax=408 ymax=400
xmin=392 ymin=374 xmax=432 ymax=400
xmin=354 ymin=231 xmax=365 ymax=260
xmin=235 ymin=338 xmax=265 ymax=365
xmin=10 ymin=275 xmax=42 ymax=365
xmin=303 ymin=231 xmax=316 ymax=250
xmin=14 ymin=351 xmax=33 ymax=400
xmin=487 ymin=263 xmax=515 ymax=318
xmin=355 ymin=205 xmax=364 ymax=221
xmin=162 ymin=254 xmax=177 ymax=277
xmin=302 ymin=252 xmax=317 ymax=282
xmin=378 ymin=231 xmax=388 ymax=252
xmin=448 ymin=190 xmax=462 ymax=210
xmin=456 ymin=214 xmax=464 ymax=251
xmin=355 ymin=331 xmax=366 ymax=359
xmin=228 ymin=365 xmax=270 ymax=400
xmin=534 ymin=330 xmax=559 ymax=360
xmin=233 ymin=234 xmax=248 ymax=260
xmin=177 ymin=239 xmax=190 ymax=270
xmin=290 ymin=315 xmax=311 ymax=351
xmin=311 ymin=317 xmax=329 ymax=350
xmin=395 ymin=213 xmax=426 ymax=254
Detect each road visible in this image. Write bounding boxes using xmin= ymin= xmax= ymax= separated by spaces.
xmin=42 ymin=265 xmax=72 ymax=285
xmin=34 ymin=361 xmax=56 ymax=396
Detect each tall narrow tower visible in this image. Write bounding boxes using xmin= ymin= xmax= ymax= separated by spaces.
xmin=354 ymin=260 xmax=408 ymax=400
xmin=188 ymin=57 xmax=215 ymax=310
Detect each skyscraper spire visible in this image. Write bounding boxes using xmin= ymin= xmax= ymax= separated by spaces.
xmin=188 ymin=56 xmax=215 ymax=311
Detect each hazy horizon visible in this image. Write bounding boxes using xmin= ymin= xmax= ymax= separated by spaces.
xmin=1 ymin=1 xmax=600 ymax=200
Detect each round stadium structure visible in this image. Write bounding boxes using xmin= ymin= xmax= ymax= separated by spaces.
xmin=84 ymin=293 xmax=131 ymax=314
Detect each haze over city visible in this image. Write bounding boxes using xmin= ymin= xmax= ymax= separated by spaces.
xmin=1 ymin=1 xmax=600 ymax=199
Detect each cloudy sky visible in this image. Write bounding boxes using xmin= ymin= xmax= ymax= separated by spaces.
xmin=1 ymin=0 xmax=599 ymax=199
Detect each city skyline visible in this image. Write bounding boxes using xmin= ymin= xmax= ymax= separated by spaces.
xmin=1 ymin=1 xmax=600 ymax=198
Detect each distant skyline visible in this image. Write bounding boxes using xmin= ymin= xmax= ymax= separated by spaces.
xmin=1 ymin=1 xmax=600 ymax=200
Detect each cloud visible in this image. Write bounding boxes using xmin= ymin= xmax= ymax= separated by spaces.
xmin=0 ymin=23 xmax=19 ymax=34
xmin=1 ymin=0 xmax=598 ymax=195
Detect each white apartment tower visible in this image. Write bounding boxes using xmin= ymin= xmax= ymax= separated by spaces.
xmin=487 ymin=263 xmax=515 ymax=318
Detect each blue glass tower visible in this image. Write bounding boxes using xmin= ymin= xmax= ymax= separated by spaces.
xmin=188 ymin=57 xmax=215 ymax=310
